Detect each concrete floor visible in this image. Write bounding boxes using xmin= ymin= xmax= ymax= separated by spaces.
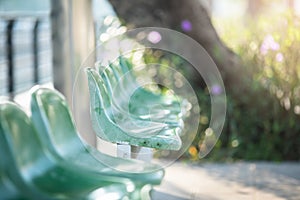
xmin=153 ymin=162 xmax=300 ymax=200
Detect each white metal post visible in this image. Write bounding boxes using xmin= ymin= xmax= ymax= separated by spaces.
xmin=50 ymin=0 xmax=96 ymax=146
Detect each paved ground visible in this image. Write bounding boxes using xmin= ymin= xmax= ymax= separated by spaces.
xmin=152 ymin=162 xmax=300 ymax=200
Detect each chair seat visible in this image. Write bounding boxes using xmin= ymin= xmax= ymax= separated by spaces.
xmin=105 ymin=72 xmax=185 ymax=130
xmin=30 ymin=87 xmax=165 ymax=186
xmin=86 ymin=68 xmax=182 ymax=150
xmin=99 ymin=56 xmax=186 ymax=123
xmin=0 ymin=172 xmax=26 ymax=200
xmin=0 ymin=102 xmax=131 ymax=199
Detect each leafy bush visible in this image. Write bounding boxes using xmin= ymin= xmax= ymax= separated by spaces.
xmin=196 ymin=11 xmax=300 ymax=161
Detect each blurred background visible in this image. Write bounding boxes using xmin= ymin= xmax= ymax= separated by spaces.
xmin=1 ymin=0 xmax=300 ymax=199
xmin=1 ymin=0 xmax=299 ymax=162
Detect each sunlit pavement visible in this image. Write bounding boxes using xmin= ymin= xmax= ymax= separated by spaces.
xmin=153 ymin=162 xmax=300 ymax=200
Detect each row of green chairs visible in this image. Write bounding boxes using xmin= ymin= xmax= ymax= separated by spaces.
xmin=86 ymin=56 xmax=186 ymax=150
xmin=0 ymin=87 xmax=164 ymax=199
xmin=102 ymin=56 xmax=184 ymax=123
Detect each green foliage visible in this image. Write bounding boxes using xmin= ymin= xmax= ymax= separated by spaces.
xmin=142 ymin=24 xmax=300 ymax=161
xmin=204 ymin=11 xmax=300 ymax=161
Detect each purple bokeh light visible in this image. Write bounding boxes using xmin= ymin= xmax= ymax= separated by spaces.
xmin=260 ymin=34 xmax=280 ymax=55
xmin=181 ymin=20 xmax=192 ymax=32
xmin=276 ymin=52 xmax=284 ymax=62
xmin=211 ymin=84 xmax=223 ymax=95
xmin=147 ymin=31 xmax=162 ymax=44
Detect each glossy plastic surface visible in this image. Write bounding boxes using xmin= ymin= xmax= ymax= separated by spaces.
xmin=101 ymin=56 xmax=184 ymax=120
xmin=30 ymin=87 xmax=164 ymax=186
xmin=86 ymin=68 xmax=182 ymax=150
xmin=0 ymin=102 xmax=130 ymax=200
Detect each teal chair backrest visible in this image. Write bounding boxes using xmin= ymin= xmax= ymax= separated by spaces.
xmin=86 ymin=68 xmax=182 ymax=150
xmin=31 ymin=89 xmax=86 ymax=158
xmin=0 ymin=102 xmax=132 ymax=199
xmin=0 ymin=103 xmax=47 ymax=170
xmin=0 ymin=102 xmax=52 ymax=199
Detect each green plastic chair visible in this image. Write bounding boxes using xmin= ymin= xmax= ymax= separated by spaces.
xmin=30 ymin=87 xmax=164 ymax=199
xmin=100 ymin=56 xmax=185 ymax=118
xmin=0 ymin=156 xmax=27 ymax=200
xmin=100 ymin=67 xmax=183 ymax=133
xmin=100 ymin=65 xmax=184 ymax=129
xmin=0 ymin=102 xmax=131 ymax=200
xmin=115 ymin=56 xmax=183 ymax=110
xmin=86 ymin=68 xmax=182 ymax=150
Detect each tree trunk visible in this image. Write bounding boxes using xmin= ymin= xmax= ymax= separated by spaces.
xmin=247 ymin=0 xmax=263 ymax=17
xmin=288 ymin=0 xmax=294 ymax=9
xmin=108 ymin=0 xmax=246 ymax=91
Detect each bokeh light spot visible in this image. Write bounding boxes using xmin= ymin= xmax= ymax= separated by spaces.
xmin=147 ymin=31 xmax=162 ymax=44
xmin=188 ymin=146 xmax=198 ymax=157
xmin=231 ymin=139 xmax=239 ymax=148
xmin=276 ymin=52 xmax=284 ymax=62
xmin=181 ymin=20 xmax=192 ymax=32
xmin=211 ymin=84 xmax=223 ymax=95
